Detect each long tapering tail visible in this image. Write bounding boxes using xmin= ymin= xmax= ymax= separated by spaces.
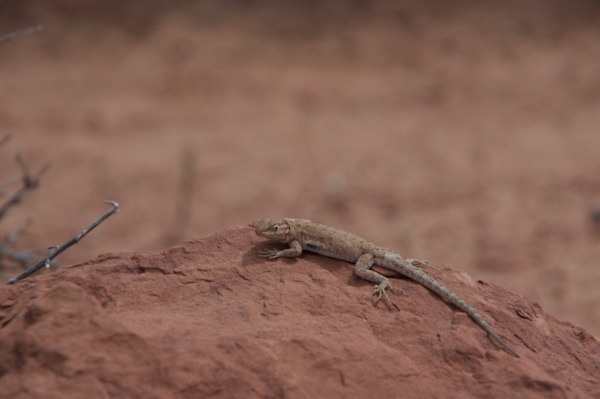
xmin=382 ymin=253 xmax=518 ymax=357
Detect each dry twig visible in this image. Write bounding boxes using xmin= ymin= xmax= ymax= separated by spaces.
xmin=8 ymin=200 xmax=120 ymax=284
xmin=0 ymin=25 xmax=42 ymax=44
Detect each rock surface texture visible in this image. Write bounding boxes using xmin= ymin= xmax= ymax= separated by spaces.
xmin=1 ymin=226 xmax=599 ymax=398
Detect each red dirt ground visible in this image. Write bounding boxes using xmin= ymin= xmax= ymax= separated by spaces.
xmin=1 ymin=0 xmax=600 ymax=338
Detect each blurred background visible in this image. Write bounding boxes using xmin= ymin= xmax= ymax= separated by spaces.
xmin=1 ymin=0 xmax=599 ymax=335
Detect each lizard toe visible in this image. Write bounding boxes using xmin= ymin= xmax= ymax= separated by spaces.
xmin=257 ymin=248 xmax=279 ymax=259
xmin=372 ymin=282 xmax=398 ymax=311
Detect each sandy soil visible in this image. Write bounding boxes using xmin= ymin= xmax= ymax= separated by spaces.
xmin=1 ymin=1 xmax=600 ymax=335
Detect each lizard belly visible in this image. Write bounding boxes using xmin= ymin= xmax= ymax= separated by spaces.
xmin=302 ymin=240 xmax=360 ymax=263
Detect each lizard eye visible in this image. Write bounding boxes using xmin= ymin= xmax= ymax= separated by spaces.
xmin=272 ymin=225 xmax=279 ymax=232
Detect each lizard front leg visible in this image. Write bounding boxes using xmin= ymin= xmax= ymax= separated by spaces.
xmin=258 ymin=240 xmax=303 ymax=260
xmin=353 ymin=253 xmax=400 ymax=310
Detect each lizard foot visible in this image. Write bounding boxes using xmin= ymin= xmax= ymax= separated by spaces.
xmin=373 ymin=281 xmax=400 ymax=311
xmin=257 ymin=248 xmax=280 ymax=260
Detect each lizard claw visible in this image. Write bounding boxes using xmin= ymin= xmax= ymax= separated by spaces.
xmin=257 ymin=248 xmax=280 ymax=260
xmin=373 ymin=281 xmax=399 ymax=311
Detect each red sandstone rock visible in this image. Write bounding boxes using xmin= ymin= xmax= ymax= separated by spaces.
xmin=0 ymin=226 xmax=599 ymax=398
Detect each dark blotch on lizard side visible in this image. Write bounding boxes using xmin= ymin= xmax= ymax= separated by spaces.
xmin=305 ymin=243 xmax=320 ymax=251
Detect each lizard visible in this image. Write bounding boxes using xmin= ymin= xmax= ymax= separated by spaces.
xmin=252 ymin=217 xmax=519 ymax=357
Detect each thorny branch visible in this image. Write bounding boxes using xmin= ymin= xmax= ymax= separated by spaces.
xmin=0 ymin=154 xmax=50 ymax=220
xmin=8 ymin=200 xmax=120 ymax=285
xmin=0 ymin=25 xmax=43 ymax=44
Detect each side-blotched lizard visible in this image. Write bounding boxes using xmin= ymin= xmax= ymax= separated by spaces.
xmin=253 ymin=218 xmax=518 ymax=357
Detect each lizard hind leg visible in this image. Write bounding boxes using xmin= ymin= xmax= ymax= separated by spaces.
xmin=353 ymin=253 xmax=401 ymax=311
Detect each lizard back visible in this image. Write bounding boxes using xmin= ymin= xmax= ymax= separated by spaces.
xmin=288 ymin=218 xmax=376 ymax=263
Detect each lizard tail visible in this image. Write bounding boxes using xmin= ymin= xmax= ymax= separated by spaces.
xmin=385 ymin=256 xmax=519 ymax=357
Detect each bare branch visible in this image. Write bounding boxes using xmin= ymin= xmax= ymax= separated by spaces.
xmin=2 ymin=250 xmax=39 ymax=267
xmin=0 ymin=25 xmax=43 ymax=44
xmin=0 ymin=155 xmax=50 ymax=220
xmin=8 ymin=200 xmax=120 ymax=284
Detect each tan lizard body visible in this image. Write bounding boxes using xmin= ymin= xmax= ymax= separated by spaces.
xmin=253 ymin=217 xmax=518 ymax=357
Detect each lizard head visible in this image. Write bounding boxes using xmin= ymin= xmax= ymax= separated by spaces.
xmin=253 ymin=218 xmax=291 ymax=242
